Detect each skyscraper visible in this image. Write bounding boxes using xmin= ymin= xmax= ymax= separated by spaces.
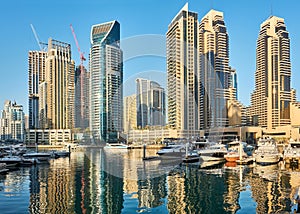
xmin=251 ymin=16 xmax=291 ymax=129
xmin=198 ymin=9 xmax=235 ymax=129
xmin=43 ymin=38 xmax=75 ymax=129
xmin=90 ymin=21 xmax=123 ymax=142
xmin=123 ymin=94 xmax=137 ymax=134
xmin=167 ymin=3 xmax=198 ymax=131
xmin=28 ymin=51 xmax=47 ymax=129
xmin=75 ymin=65 xmax=90 ymax=129
xmin=0 ymin=100 xmax=25 ymax=141
xmin=136 ymin=78 xmax=165 ymax=128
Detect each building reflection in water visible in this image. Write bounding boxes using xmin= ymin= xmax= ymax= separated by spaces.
xmin=251 ymin=162 xmax=292 ymax=213
xmin=167 ymin=166 xmax=228 ymax=213
xmin=23 ymin=149 xmax=300 ymax=214
xmin=28 ymin=157 xmax=75 ymax=213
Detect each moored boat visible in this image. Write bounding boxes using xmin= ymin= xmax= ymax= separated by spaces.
xmin=104 ymin=143 xmax=129 ymax=149
xmin=198 ymin=143 xmax=227 ymax=162
xmin=253 ymin=138 xmax=280 ymax=165
xmin=0 ymin=156 xmax=22 ymax=166
xmin=23 ymin=152 xmax=51 ymax=162
xmin=224 ymin=151 xmax=240 ymax=162
xmin=225 ymin=139 xmax=248 ymax=162
xmin=20 ymin=158 xmax=38 ymax=166
xmin=182 ymin=150 xmax=200 ymax=163
xmin=284 ymin=139 xmax=300 ymax=165
xmin=52 ymin=150 xmax=70 ymax=158
xmin=157 ymin=144 xmax=185 ymax=157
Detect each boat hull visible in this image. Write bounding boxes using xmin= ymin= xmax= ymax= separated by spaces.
xmin=182 ymin=154 xmax=200 ymax=163
xmin=104 ymin=143 xmax=129 ymax=149
xmin=158 ymin=152 xmax=185 ymax=158
xmin=200 ymin=155 xmax=224 ymax=162
xmin=254 ymin=154 xmax=280 ymax=165
xmin=225 ymin=156 xmax=239 ymax=162
xmin=0 ymin=157 xmax=22 ymax=165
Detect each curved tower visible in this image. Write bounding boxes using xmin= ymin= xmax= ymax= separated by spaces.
xmin=90 ymin=21 xmax=123 ymax=143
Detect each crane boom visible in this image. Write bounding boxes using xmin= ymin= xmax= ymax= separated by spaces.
xmin=70 ymin=24 xmax=86 ymax=127
xmin=30 ymin=24 xmax=43 ymax=51
xmin=70 ymin=24 xmax=86 ymax=62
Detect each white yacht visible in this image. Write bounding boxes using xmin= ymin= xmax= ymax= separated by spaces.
xmin=284 ymin=139 xmax=300 ymax=165
xmin=197 ymin=143 xmax=228 ymax=162
xmin=253 ymin=138 xmax=281 ymax=165
xmin=104 ymin=143 xmax=129 ymax=149
xmin=156 ymin=144 xmax=185 ymax=157
xmin=225 ymin=139 xmax=248 ymax=162
xmin=23 ymin=152 xmax=51 ymax=162
xmin=0 ymin=156 xmax=22 ymax=166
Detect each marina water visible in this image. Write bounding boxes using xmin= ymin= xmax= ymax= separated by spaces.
xmin=0 ymin=148 xmax=298 ymax=213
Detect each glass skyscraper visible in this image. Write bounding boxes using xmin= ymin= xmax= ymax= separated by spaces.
xmin=136 ymin=78 xmax=166 ymax=129
xmin=75 ymin=65 xmax=90 ymax=129
xmin=90 ymin=21 xmax=123 ymax=143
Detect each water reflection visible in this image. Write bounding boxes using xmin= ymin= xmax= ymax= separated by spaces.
xmin=0 ymin=149 xmax=300 ymax=213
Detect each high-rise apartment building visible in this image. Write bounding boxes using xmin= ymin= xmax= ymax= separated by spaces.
xmin=42 ymin=38 xmax=75 ymax=129
xmin=75 ymin=65 xmax=90 ymax=129
xmin=90 ymin=21 xmax=123 ymax=142
xmin=250 ymin=16 xmax=291 ymax=129
xmin=199 ymin=9 xmax=235 ymax=129
xmin=167 ymin=3 xmax=198 ymax=131
xmin=123 ymin=94 xmax=137 ymax=134
xmin=0 ymin=100 xmax=25 ymax=141
xmin=136 ymin=78 xmax=166 ymax=128
xmin=28 ymin=51 xmax=47 ymax=129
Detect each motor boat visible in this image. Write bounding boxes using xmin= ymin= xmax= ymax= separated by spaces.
xmin=182 ymin=150 xmax=200 ymax=163
xmin=52 ymin=150 xmax=70 ymax=158
xmin=156 ymin=144 xmax=185 ymax=157
xmin=284 ymin=138 xmax=300 ymax=165
xmin=198 ymin=143 xmax=228 ymax=162
xmin=20 ymin=158 xmax=38 ymax=166
xmin=104 ymin=143 xmax=129 ymax=149
xmin=23 ymin=152 xmax=51 ymax=162
xmin=0 ymin=156 xmax=22 ymax=166
xmin=253 ymin=138 xmax=281 ymax=165
xmin=225 ymin=139 xmax=248 ymax=162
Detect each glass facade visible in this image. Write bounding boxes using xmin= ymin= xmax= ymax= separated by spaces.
xmin=90 ymin=21 xmax=123 ymax=143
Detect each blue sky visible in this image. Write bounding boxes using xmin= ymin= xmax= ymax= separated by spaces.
xmin=1 ymin=0 xmax=300 ymax=114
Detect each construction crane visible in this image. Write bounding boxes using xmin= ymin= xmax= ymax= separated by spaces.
xmin=30 ymin=24 xmax=47 ymax=51
xmin=70 ymin=24 xmax=86 ymax=127
xmin=70 ymin=24 xmax=86 ymax=65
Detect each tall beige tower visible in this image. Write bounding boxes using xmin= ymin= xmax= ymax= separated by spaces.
xmin=198 ymin=10 xmax=235 ymax=129
xmin=44 ymin=38 xmax=75 ymax=129
xmin=167 ymin=3 xmax=198 ymax=131
xmin=251 ymin=16 xmax=291 ymax=129
xmin=123 ymin=94 xmax=137 ymax=134
xmin=28 ymin=51 xmax=47 ymax=129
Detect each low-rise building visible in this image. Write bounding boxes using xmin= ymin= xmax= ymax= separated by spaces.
xmin=26 ymin=129 xmax=72 ymax=145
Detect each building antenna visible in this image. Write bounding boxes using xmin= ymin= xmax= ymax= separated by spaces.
xmin=270 ymin=0 xmax=273 ymax=16
xmin=211 ymin=0 xmax=214 ymax=9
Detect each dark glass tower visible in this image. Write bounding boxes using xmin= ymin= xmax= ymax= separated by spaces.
xmin=90 ymin=21 xmax=123 ymax=143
